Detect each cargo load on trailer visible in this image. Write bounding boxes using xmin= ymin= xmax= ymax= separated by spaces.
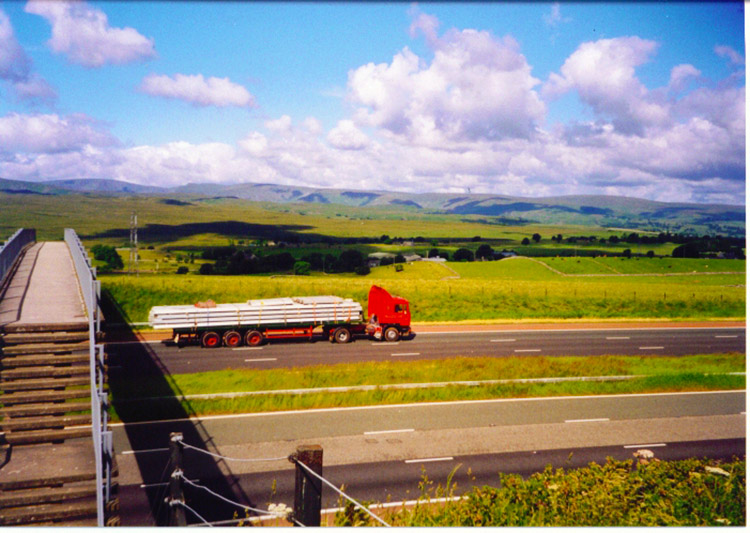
xmin=148 ymin=285 xmax=411 ymax=347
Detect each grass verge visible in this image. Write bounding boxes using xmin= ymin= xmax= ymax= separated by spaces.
xmin=109 ymin=353 xmax=745 ymax=422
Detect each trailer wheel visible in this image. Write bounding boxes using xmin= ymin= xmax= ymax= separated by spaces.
xmin=384 ymin=326 xmax=400 ymax=342
xmin=201 ymin=331 xmax=221 ymax=348
xmin=332 ymin=327 xmax=352 ymax=344
xmin=245 ymin=330 xmax=264 ymax=346
xmin=223 ymin=330 xmax=242 ymax=347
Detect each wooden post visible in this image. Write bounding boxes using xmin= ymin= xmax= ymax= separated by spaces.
xmin=168 ymin=432 xmax=187 ymax=527
xmin=291 ymin=444 xmax=323 ymax=527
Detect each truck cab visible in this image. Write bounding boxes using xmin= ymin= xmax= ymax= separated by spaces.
xmin=366 ymin=285 xmax=411 ymax=341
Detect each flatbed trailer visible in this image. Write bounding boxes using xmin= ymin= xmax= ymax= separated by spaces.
xmin=148 ymin=285 xmax=411 ymax=347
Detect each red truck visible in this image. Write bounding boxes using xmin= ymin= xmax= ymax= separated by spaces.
xmin=148 ymin=284 xmax=412 ymax=347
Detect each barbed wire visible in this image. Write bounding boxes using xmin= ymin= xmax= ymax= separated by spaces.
xmin=179 ymin=440 xmax=288 ymax=462
xmin=292 ymin=458 xmax=391 ymax=527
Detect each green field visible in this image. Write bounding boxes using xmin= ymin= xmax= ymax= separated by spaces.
xmin=102 ymin=253 xmax=745 ymax=324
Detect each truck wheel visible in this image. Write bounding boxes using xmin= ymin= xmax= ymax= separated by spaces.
xmin=332 ymin=327 xmax=352 ymax=344
xmin=384 ymin=326 xmax=400 ymax=342
xmin=223 ymin=330 xmax=242 ymax=347
xmin=245 ymin=330 xmax=264 ymax=346
xmin=201 ymin=331 xmax=221 ymax=348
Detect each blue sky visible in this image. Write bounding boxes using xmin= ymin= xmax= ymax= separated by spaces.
xmin=0 ymin=1 xmax=745 ymax=204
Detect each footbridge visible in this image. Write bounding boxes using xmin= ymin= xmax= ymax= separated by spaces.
xmin=0 ymin=229 xmax=117 ymax=526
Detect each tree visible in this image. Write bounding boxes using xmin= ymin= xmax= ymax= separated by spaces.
xmin=532 ymin=233 xmax=541 ymax=243
xmin=453 ymin=248 xmax=474 ymax=262
xmin=176 ymin=266 xmax=189 ymax=274
xmin=622 ymin=249 xmax=632 ymax=259
xmin=293 ymin=261 xmax=311 ymax=276
xmin=646 ymin=250 xmax=655 ymax=258
xmin=199 ymin=263 xmax=214 ymax=275
xmin=354 ymin=264 xmax=371 ymax=276
xmin=394 ymin=253 xmax=406 ymax=264
xmin=521 ymin=238 xmax=530 ymax=245
xmin=90 ymin=244 xmax=123 ymax=271
xmin=428 ymin=248 xmax=440 ymax=258
xmin=475 ymin=244 xmax=494 ymax=260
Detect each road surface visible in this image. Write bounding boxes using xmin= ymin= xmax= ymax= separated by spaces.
xmin=112 ymin=390 xmax=746 ymax=526
xmin=107 ymin=324 xmax=745 ymax=373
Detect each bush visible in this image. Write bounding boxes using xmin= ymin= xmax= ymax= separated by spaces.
xmin=198 ymin=263 xmax=214 ymax=275
xmin=90 ymin=244 xmax=123 ymax=270
xmin=453 ymin=248 xmax=474 ymax=262
xmin=176 ymin=266 xmax=189 ymax=274
xmin=293 ymin=261 xmax=311 ymax=276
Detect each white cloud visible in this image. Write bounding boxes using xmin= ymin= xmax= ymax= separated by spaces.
xmin=543 ymin=37 xmax=668 ymax=135
xmin=0 ymin=112 xmax=116 ymax=154
xmin=715 ymin=45 xmax=744 ymax=66
xmin=668 ymin=64 xmax=701 ymax=93
xmin=0 ymin=9 xmax=56 ymax=104
xmin=327 ymin=120 xmax=370 ymax=150
xmin=348 ymin=10 xmax=546 ymax=145
xmin=25 ymin=0 xmax=156 ymax=67
xmin=139 ymin=73 xmax=255 ymax=108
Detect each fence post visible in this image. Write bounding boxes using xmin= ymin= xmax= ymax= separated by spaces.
xmin=291 ymin=444 xmax=323 ymax=527
xmin=168 ymin=432 xmax=187 ymax=527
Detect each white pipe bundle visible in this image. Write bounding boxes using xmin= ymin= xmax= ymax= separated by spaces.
xmin=148 ymin=295 xmax=364 ymax=330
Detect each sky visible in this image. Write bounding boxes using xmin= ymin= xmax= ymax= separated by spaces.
xmin=0 ymin=1 xmax=745 ymax=205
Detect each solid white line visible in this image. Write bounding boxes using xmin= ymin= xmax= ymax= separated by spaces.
xmin=514 ymin=349 xmax=541 ymax=353
xmin=639 ymin=346 xmax=664 ymax=350
xmin=623 ymin=443 xmax=667 ymax=449
xmin=404 ymin=456 xmax=453 ymax=464
xmin=371 ymin=343 xmax=398 ymax=346
xmin=606 ymin=336 xmax=630 ymax=340
xmin=391 ymin=352 xmax=420 ymax=357
xmin=565 ymin=418 xmax=610 ymax=423
xmin=715 ymin=335 xmax=739 ymax=338
xmin=234 ymin=346 xmax=264 ymax=351
xmin=122 ymin=448 xmax=168 ymax=455
xmin=245 ymin=358 xmax=277 ymax=362
xmin=107 ymin=390 xmax=744 ymax=427
xmin=364 ymin=428 xmax=415 ymax=435
xmin=491 ymin=339 xmax=516 ymax=343
xmin=416 ymin=326 xmax=745 ymax=336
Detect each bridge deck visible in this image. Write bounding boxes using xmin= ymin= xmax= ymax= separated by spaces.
xmin=0 ymin=242 xmax=87 ymax=329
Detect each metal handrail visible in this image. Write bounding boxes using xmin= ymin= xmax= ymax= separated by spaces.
xmin=64 ymin=229 xmax=111 ymax=526
xmin=0 ymin=228 xmax=36 ymax=289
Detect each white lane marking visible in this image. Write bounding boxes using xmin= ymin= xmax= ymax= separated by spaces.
xmin=514 ymin=349 xmax=541 ymax=353
xmin=122 ymin=448 xmax=168 ymax=455
xmin=372 ymin=343 xmax=398 ymax=346
xmin=491 ymin=339 xmax=516 ymax=343
xmin=234 ymin=347 xmax=264 ymax=351
xmin=606 ymin=336 xmax=630 ymax=340
xmin=715 ymin=335 xmax=739 ymax=338
xmin=245 ymin=358 xmax=278 ymax=362
xmin=108 ymin=390 xmax=744 ymax=427
xmin=565 ymin=418 xmax=610 ymax=423
xmin=405 ymin=457 xmax=453 ymax=464
xmin=364 ymin=428 xmax=415 ymax=435
xmin=391 ymin=352 xmax=420 ymax=357
xmin=623 ymin=443 xmax=666 ymax=449
xmin=639 ymin=346 xmax=664 ymax=350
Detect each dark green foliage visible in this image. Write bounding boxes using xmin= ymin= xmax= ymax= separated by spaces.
xmin=90 ymin=244 xmax=123 ymax=271
xmin=453 ymin=248 xmax=474 ymax=262
xmin=389 ymin=458 xmax=745 ymax=527
xmin=293 ymin=261 xmax=311 ymax=276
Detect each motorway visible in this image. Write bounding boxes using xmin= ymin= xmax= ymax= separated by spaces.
xmin=107 ymin=324 xmax=746 ymax=373
xmin=112 ymin=390 xmax=746 ymax=525
xmin=107 ymin=323 xmax=746 ymax=525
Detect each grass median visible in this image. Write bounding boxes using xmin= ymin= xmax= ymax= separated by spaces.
xmin=108 ymin=352 xmax=745 ymax=422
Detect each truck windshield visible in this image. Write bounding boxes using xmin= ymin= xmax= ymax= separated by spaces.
xmin=395 ymin=304 xmax=407 ymax=313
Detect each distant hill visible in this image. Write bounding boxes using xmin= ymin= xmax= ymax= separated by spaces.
xmin=0 ymin=177 xmax=744 ymax=236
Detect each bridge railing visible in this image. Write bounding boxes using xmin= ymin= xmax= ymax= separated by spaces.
xmin=0 ymin=228 xmax=36 ymax=290
xmin=64 ymin=229 xmax=113 ymax=527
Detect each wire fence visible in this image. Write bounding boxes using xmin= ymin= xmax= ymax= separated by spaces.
xmin=167 ymin=436 xmax=390 ymax=527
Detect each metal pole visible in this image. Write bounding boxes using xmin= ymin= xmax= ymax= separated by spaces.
xmin=291 ymin=445 xmax=323 ymax=527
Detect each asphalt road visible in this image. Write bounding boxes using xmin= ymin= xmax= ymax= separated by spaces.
xmin=107 ymin=325 xmax=746 ymax=373
xmin=113 ymin=391 xmax=746 ymax=525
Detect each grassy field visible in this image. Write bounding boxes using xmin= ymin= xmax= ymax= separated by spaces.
xmin=101 ymin=254 xmax=745 ymax=324
xmin=109 ymin=352 xmax=745 ymax=422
